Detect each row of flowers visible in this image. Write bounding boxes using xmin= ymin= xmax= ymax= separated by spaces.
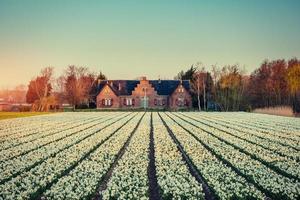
xmin=200 ymin=112 xmax=300 ymax=139
xmin=177 ymin=113 xmax=300 ymax=180
xmin=238 ymin=112 xmax=300 ymax=134
xmin=153 ymin=112 xmax=205 ymax=200
xmin=0 ymin=112 xmax=134 ymax=199
xmin=0 ymin=111 xmax=298 ymax=199
xmin=42 ymin=113 xmax=144 ymax=199
xmin=189 ymin=111 xmax=300 ymax=151
xmin=0 ymin=113 xmax=53 ymax=130
xmin=169 ymin=113 xmax=300 ymax=199
xmin=161 ymin=112 xmax=265 ymax=199
xmin=101 ymin=113 xmax=150 ymax=200
xmin=0 ymin=112 xmax=98 ymax=141
xmin=0 ymin=112 xmax=72 ymax=137
xmin=187 ymin=112 xmax=299 ymax=155
xmin=0 ymin=113 xmax=131 ymax=186
xmin=0 ymin=115 xmax=105 ymax=160
xmin=0 ymin=117 xmax=58 ymax=141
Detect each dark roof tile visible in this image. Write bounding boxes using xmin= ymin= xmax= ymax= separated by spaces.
xmin=97 ymin=80 xmax=190 ymax=96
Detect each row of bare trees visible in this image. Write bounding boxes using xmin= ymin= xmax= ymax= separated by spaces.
xmin=176 ymin=58 xmax=300 ymax=114
xmin=26 ymin=66 xmax=106 ymax=111
xmin=248 ymin=58 xmax=300 ymax=113
xmin=176 ymin=64 xmax=246 ymax=111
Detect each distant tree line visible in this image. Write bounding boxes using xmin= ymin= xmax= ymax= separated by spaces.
xmin=175 ymin=58 xmax=300 ymax=114
xmin=25 ymin=58 xmax=300 ymax=114
xmin=0 ymin=85 xmax=27 ymax=103
xmin=26 ymin=66 xmax=106 ymax=111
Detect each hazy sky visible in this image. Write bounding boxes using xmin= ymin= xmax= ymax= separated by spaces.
xmin=0 ymin=0 xmax=300 ymax=88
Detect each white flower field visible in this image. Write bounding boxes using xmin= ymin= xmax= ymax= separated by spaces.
xmin=0 ymin=112 xmax=299 ymax=200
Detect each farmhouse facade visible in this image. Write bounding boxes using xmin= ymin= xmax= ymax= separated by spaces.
xmin=96 ymin=77 xmax=192 ymax=110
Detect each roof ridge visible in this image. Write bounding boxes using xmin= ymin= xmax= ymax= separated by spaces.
xmin=97 ymin=79 xmax=190 ymax=96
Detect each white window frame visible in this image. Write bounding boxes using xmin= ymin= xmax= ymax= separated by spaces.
xmin=126 ymin=98 xmax=132 ymax=106
xmin=105 ymin=99 xmax=112 ymax=106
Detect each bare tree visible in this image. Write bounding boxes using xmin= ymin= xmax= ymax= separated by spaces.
xmin=195 ymin=73 xmax=201 ymax=111
xmin=26 ymin=67 xmax=56 ymax=111
xmin=64 ymin=66 xmax=96 ymax=110
xmin=40 ymin=67 xmax=54 ymax=98
xmin=217 ymin=65 xmax=245 ymax=111
xmin=203 ymin=73 xmax=206 ymax=111
xmin=192 ymin=63 xmax=208 ymax=111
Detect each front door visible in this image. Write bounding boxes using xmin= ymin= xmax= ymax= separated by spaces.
xmin=141 ymin=96 xmax=149 ymax=109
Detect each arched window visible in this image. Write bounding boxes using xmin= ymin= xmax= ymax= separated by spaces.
xmin=123 ymin=98 xmax=126 ymax=106
xmin=162 ymin=99 xmax=166 ymax=106
xmin=102 ymin=99 xmax=105 ymax=106
xmin=132 ymin=98 xmax=135 ymax=106
xmin=154 ymin=99 xmax=157 ymax=106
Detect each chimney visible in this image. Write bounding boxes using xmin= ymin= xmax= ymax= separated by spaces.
xmin=110 ymin=81 xmax=113 ymax=87
xmin=118 ymin=83 xmax=121 ymax=91
xmin=158 ymin=75 xmax=161 ymax=84
xmin=140 ymin=76 xmax=147 ymax=81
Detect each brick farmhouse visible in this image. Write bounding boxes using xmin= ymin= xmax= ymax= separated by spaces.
xmin=96 ymin=77 xmax=192 ymax=110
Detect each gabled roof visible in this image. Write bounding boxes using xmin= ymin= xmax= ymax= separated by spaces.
xmin=97 ymin=80 xmax=139 ymax=96
xmin=149 ymin=80 xmax=190 ymax=95
xmin=97 ymin=80 xmax=190 ymax=96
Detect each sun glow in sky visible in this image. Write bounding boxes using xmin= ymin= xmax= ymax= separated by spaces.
xmin=0 ymin=0 xmax=300 ymax=88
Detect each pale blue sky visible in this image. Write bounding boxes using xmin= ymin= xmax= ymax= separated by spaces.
xmin=0 ymin=0 xmax=299 ymax=88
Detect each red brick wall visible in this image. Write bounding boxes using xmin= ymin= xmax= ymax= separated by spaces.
xmin=169 ymin=84 xmax=192 ymax=110
xmin=119 ymin=96 xmax=136 ymax=109
xmin=131 ymin=79 xmax=166 ymax=108
xmin=97 ymin=80 xmax=192 ymax=110
xmin=96 ymin=85 xmax=120 ymax=109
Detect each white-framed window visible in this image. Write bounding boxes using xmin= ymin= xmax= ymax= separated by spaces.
xmin=105 ymin=99 xmax=112 ymax=106
xmin=126 ymin=98 xmax=132 ymax=106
